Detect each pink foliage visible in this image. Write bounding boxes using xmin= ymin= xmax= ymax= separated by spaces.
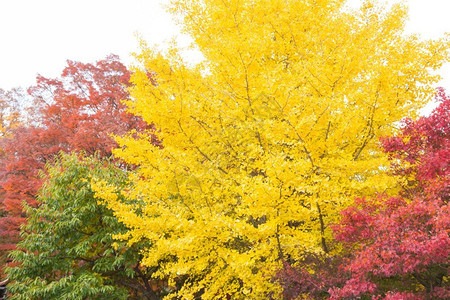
xmin=331 ymin=89 xmax=449 ymax=299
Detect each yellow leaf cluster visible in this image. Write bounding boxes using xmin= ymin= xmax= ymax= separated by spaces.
xmin=0 ymin=97 xmax=21 ymax=138
xmin=93 ymin=0 xmax=449 ymax=298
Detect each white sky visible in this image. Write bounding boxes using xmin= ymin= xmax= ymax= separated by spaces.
xmin=0 ymin=0 xmax=450 ymax=92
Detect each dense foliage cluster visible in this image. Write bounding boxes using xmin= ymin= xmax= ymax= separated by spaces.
xmin=0 ymin=0 xmax=448 ymax=299
xmin=277 ymin=90 xmax=449 ymax=299
xmin=0 ymin=55 xmax=153 ymax=272
xmin=331 ymin=92 xmax=449 ymax=299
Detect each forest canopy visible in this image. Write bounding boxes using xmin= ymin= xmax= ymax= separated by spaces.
xmin=0 ymin=0 xmax=449 ymax=299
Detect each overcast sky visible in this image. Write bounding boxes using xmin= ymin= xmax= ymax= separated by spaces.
xmin=1 ymin=0 xmax=449 ymax=92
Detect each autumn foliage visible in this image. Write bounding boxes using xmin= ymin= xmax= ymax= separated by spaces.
xmin=0 ymin=55 xmax=151 ymax=272
xmin=0 ymin=88 xmax=22 ymax=138
xmin=0 ymin=0 xmax=448 ymax=299
xmin=330 ymin=90 xmax=449 ymax=299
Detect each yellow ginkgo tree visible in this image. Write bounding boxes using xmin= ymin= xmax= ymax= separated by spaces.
xmin=93 ymin=0 xmax=449 ymax=298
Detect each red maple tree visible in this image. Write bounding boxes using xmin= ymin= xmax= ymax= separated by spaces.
xmin=0 ymin=55 xmax=155 ymax=274
xmin=331 ymin=88 xmax=449 ymax=299
xmin=277 ymin=89 xmax=449 ymax=299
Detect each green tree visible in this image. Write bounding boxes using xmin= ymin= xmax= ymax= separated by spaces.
xmin=6 ymin=153 xmax=163 ymax=300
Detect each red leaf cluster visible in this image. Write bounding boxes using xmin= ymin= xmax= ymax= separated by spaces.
xmin=331 ymin=89 xmax=449 ymax=299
